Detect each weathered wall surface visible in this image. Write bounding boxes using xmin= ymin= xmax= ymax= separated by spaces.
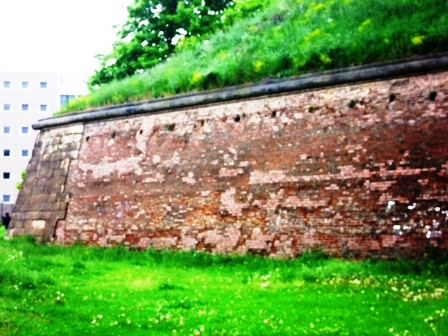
xmin=10 ymin=65 xmax=448 ymax=258
xmin=11 ymin=125 xmax=83 ymax=242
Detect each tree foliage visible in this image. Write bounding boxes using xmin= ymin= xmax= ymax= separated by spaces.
xmin=90 ymin=0 xmax=238 ymax=87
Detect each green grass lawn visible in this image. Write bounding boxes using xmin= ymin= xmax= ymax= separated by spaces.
xmin=1 ymin=227 xmax=447 ymax=335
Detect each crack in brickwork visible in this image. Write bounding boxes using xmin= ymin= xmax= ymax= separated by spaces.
xmin=10 ymin=71 xmax=448 ymax=258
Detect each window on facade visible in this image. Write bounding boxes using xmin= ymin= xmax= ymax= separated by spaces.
xmin=3 ymin=126 xmax=10 ymax=134
xmin=3 ymin=172 xmax=10 ymax=179
xmin=3 ymin=149 xmax=10 ymax=157
xmin=40 ymin=104 xmax=47 ymax=112
xmin=22 ymin=149 xmax=29 ymax=157
xmin=21 ymin=81 xmax=29 ymax=89
xmin=2 ymin=195 xmax=11 ymax=203
xmin=40 ymin=82 xmax=47 ymax=89
xmin=3 ymin=81 xmax=10 ymax=88
xmin=21 ymin=104 xmax=29 ymax=111
xmin=60 ymin=95 xmax=76 ymax=107
xmin=21 ymin=127 xmax=29 ymax=134
xmin=3 ymin=103 xmax=10 ymax=111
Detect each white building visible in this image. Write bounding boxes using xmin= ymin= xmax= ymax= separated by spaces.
xmin=0 ymin=72 xmax=87 ymax=213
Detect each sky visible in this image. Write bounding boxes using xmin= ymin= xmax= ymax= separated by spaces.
xmin=0 ymin=0 xmax=132 ymax=82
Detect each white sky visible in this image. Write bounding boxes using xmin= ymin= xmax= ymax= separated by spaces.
xmin=0 ymin=0 xmax=132 ymax=82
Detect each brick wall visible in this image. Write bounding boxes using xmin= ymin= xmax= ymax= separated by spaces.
xmin=10 ymin=70 xmax=448 ymax=258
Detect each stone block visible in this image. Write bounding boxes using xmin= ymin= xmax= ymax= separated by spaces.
xmin=32 ymin=220 xmax=46 ymax=230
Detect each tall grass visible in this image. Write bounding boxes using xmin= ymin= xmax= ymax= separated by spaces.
xmin=59 ymin=0 xmax=448 ymax=114
xmin=1 ymin=233 xmax=447 ymax=335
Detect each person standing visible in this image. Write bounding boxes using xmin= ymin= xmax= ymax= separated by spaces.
xmin=1 ymin=212 xmax=11 ymax=229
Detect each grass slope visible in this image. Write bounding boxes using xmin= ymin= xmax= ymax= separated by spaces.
xmin=1 ymin=230 xmax=447 ymax=335
xmin=60 ymin=0 xmax=448 ymax=114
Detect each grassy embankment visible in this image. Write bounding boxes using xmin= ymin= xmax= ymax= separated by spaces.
xmin=59 ymin=0 xmax=448 ymax=114
xmin=1 ymin=228 xmax=447 ymax=335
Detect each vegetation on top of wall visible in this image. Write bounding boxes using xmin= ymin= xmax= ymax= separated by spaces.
xmin=89 ymin=0 xmax=268 ymax=87
xmin=59 ymin=0 xmax=448 ymax=114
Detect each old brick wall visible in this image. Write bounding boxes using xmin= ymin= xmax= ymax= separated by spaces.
xmin=11 ymin=70 xmax=448 ymax=258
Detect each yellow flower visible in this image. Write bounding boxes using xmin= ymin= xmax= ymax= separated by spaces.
xmin=411 ymin=35 xmax=425 ymax=46
xmin=190 ymin=72 xmax=202 ymax=84
xmin=254 ymin=60 xmax=264 ymax=72
xmin=112 ymin=94 xmax=123 ymax=103
xmin=312 ymin=3 xmax=325 ymax=11
xmin=304 ymin=28 xmax=322 ymax=42
xmin=293 ymin=56 xmax=307 ymax=68
xmin=305 ymin=2 xmax=325 ymax=17
xmin=358 ymin=19 xmax=372 ymax=32
xmin=320 ymin=54 xmax=332 ymax=64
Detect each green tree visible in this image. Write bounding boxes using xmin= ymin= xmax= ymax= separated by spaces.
xmin=89 ymin=0 xmax=235 ymax=87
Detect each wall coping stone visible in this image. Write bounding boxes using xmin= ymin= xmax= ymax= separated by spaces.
xmin=33 ymin=53 xmax=448 ymax=131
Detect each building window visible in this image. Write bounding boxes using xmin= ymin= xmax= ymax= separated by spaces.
xmin=3 ymin=172 xmax=10 ymax=179
xmin=40 ymin=104 xmax=47 ymax=112
xmin=22 ymin=149 xmax=29 ymax=157
xmin=3 ymin=103 xmax=10 ymax=111
xmin=3 ymin=81 xmax=10 ymax=88
xmin=21 ymin=127 xmax=29 ymax=134
xmin=3 ymin=149 xmax=10 ymax=157
xmin=40 ymin=82 xmax=47 ymax=89
xmin=2 ymin=195 xmax=11 ymax=203
xmin=21 ymin=81 xmax=29 ymax=89
xmin=3 ymin=126 xmax=10 ymax=134
xmin=21 ymin=104 xmax=29 ymax=111
xmin=60 ymin=95 xmax=76 ymax=107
